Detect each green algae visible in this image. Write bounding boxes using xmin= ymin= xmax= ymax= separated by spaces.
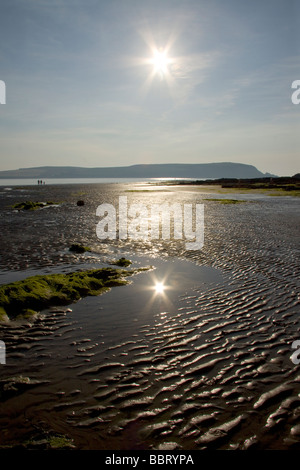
xmin=13 ymin=201 xmax=59 ymax=211
xmin=0 ymin=306 xmax=8 ymax=322
xmin=111 ymin=257 xmax=132 ymax=267
xmin=15 ymin=431 xmax=75 ymax=450
xmin=203 ymin=198 xmax=248 ymax=204
xmin=46 ymin=435 xmax=75 ymax=449
xmin=69 ymin=243 xmax=91 ymax=253
xmin=125 ymin=189 xmax=171 ymax=192
xmin=0 ymin=267 xmax=134 ymax=321
xmin=268 ymin=189 xmax=300 ymax=197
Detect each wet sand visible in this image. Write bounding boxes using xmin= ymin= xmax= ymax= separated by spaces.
xmin=0 ymin=182 xmax=299 ymax=450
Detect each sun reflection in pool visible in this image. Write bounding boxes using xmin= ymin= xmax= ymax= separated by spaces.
xmin=154 ymin=281 xmax=165 ymax=294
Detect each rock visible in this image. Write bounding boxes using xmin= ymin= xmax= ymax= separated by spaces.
xmin=76 ymin=200 xmax=84 ymax=206
xmin=69 ymin=243 xmax=90 ymax=253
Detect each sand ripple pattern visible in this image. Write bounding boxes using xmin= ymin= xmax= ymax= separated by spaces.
xmin=0 ymin=274 xmax=299 ymax=450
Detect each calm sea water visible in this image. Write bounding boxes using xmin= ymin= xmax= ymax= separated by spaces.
xmin=0 ymin=177 xmax=194 ymax=186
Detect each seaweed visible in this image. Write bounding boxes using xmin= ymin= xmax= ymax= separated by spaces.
xmin=69 ymin=243 xmax=91 ymax=254
xmin=13 ymin=201 xmax=59 ymax=211
xmin=203 ymin=198 xmax=248 ymax=204
xmin=0 ymin=267 xmax=134 ymax=320
xmin=111 ymin=257 xmax=132 ymax=267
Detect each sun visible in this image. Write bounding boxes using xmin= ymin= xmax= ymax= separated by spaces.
xmin=150 ymin=48 xmax=171 ymax=78
xmin=136 ymin=37 xmax=178 ymax=95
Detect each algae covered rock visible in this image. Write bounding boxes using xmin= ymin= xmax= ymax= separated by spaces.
xmin=112 ymin=257 xmax=132 ymax=267
xmin=13 ymin=201 xmax=58 ymax=211
xmin=0 ymin=267 xmax=132 ymax=320
xmin=69 ymin=243 xmax=91 ymax=254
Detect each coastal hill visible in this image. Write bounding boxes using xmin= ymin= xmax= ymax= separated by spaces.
xmin=0 ymin=162 xmax=275 ymax=179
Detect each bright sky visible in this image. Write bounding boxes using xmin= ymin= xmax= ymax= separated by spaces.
xmin=0 ymin=0 xmax=299 ymax=176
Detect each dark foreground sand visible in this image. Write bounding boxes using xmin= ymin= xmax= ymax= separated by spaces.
xmin=0 ymin=182 xmax=299 ymax=450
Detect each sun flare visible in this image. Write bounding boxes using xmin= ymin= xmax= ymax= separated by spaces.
xmin=154 ymin=282 xmax=165 ymax=294
xmin=137 ymin=36 xmax=178 ymax=95
xmin=151 ymin=48 xmax=170 ymax=76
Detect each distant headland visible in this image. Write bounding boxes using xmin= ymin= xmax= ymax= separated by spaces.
xmin=0 ymin=162 xmax=277 ymax=179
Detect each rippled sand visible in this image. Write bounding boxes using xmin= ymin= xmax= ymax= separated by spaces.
xmin=0 ymin=182 xmax=299 ymax=450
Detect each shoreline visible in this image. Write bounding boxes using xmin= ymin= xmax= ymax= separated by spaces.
xmin=156 ymin=175 xmax=300 ymax=197
xmin=0 ymin=174 xmax=299 ymax=197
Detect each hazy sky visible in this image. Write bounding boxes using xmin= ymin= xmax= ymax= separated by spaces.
xmin=0 ymin=0 xmax=299 ymax=176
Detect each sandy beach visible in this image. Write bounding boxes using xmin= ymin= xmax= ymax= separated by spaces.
xmin=0 ymin=181 xmax=299 ymax=450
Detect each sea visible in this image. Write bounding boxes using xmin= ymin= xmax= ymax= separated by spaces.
xmin=0 ymin=177 xmax=194 ymax=186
